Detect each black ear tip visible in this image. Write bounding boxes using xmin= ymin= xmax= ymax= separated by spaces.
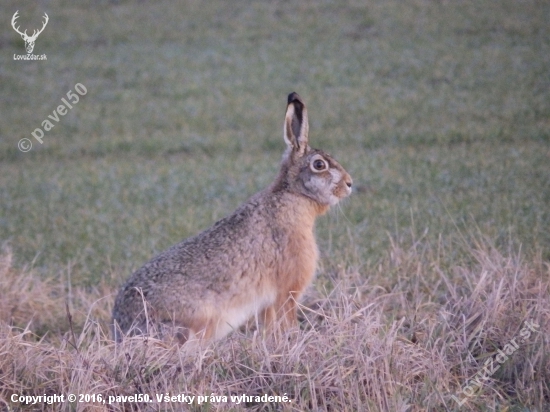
xmin=287 ymin=92 xmax=302 ymax=105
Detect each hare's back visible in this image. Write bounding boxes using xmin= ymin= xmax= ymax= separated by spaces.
xmin=122 ymin=200 xmax=278 ymax=297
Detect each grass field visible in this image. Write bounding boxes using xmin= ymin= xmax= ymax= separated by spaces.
xmin=1 ymin=0 xmax=549 ymax=410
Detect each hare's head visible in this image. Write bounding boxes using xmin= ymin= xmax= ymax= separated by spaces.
xmin=276 ymin=92 xmax=352 ymax=208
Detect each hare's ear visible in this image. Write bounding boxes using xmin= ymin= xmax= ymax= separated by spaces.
xmin=283 ymin=92 xmax=309 ymax=158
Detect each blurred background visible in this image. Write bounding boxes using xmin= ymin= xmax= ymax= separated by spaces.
xmin=1 ymin=0 xmax=549 ymax=285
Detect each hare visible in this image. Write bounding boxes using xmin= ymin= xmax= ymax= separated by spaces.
xmin=112 ymin=92 xmax=352 ymax=343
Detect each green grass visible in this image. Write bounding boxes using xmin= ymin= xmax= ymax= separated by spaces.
xmin=1 ymin=0 xmax=549 ymax=282
xmin=0 ymin=0 xmax=549 ymax=410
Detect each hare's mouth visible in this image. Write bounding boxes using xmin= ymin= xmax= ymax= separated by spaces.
xmin=328 ymin=170 xmax=352 ymax=204
xmin=332 ymin=184 xmax=351 ymax=202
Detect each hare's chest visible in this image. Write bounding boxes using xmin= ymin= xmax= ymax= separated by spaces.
xmin=279 ymin=227 xmax=319 ymax=289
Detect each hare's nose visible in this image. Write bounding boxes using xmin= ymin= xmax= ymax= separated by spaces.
xmin=345 ymin=175 xmax=353 ymax=189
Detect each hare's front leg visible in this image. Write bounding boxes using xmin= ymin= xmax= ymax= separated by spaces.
xmin=260 ymin=292 xmax=298 ymax=334
xmin=260 ymin=305 xmax=276 ymax=330
xmin=279 ymin=295 xmax=298 ymax=329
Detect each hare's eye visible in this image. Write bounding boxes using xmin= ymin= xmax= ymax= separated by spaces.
xmin=312 ymin=158 xmax=327 ymax=171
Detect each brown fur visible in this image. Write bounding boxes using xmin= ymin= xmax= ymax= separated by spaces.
xmin=112 ymin=92 xmax=352 ymax=343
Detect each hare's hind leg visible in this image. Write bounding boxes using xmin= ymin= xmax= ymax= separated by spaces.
xmin=163 ymin=314 xmax=215 ymax=345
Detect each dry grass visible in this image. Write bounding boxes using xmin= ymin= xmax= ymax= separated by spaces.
xmin=1 ymin=237 xmax=548 ymax=411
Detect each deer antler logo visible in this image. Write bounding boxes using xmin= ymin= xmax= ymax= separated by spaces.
xmin=11 ymin=10 xmax=49 ymax=54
